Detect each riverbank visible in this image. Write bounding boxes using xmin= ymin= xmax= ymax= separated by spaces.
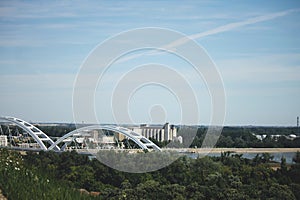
xmin=174 ymin=148 xmax=300 ymax=164
xmin=176 ymin=148 xmax=300 ymax=153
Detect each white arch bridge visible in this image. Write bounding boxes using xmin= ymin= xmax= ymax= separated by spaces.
xmin=0 ymin=116 xmax=161 ymax=152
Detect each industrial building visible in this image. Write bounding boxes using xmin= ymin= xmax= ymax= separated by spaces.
xmin=0 ymin=135 xmax=7 ymax=147
xmin=129 ymin=122 xmax=179 ymax=142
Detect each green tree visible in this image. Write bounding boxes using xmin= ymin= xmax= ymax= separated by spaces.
xmin=280 ymin=156 xmax=288 ymax=174
xmin=293 ymin=151 xmax=300 ymax=164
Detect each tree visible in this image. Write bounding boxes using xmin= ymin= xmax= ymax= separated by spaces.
xmin=264 ymin=183 xmax=296 ymax=200
xmin=223 ymin=136 xmax=234 ymax=147
xmin=121 ymin=179 xmax=132 ymax=189
xmin=261 ymin=153 xmax=274 ymax=163
xmin=234 ymin=137 xmax=246 ymax=148
xmin=280 ymin=156 xmax=288 ymax=174
xmin=293 ymin=151 xmax=300 ymax=164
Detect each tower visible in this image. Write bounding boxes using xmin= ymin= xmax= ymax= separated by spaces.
xmin=297 ymin=116 xmax=299 ymax=134
xmin=163 ymin=122 xmax=170 ymax=141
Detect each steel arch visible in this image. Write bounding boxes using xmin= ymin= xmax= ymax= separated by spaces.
xmin=48 ymin=125 xmax=161 ymax=151
xmin=0 ymin=116 xmax=60 ymax=151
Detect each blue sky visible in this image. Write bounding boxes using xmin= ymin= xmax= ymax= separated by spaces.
xmin=0 ymin=0 xmax=299 ymax=126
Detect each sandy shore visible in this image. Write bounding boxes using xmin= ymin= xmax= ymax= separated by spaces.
xmin=80 ymin=148 xmax=300 ymax=154
xmin=0 ymin=189 xmax=7 ymax=200
xmin=177 ymin=148 xmax=300 ymax=153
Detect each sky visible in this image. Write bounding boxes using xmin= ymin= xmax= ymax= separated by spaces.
xmin=0 ymin=0 xmax=299 ymax=126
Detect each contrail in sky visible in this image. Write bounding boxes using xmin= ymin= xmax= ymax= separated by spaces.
xmin=165 ymin=8 xmax=299 ymax=49
xmin=116 ymin=8 xmax=299 ymax=63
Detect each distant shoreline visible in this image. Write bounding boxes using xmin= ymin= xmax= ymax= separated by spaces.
xmin=2 ymin=147 xmax=300 ymax=154
xmin=174 ymin=148 xmax=300 ymax=153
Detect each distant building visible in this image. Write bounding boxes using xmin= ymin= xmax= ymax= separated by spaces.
xmin=129 ymin=123 xmax=180 ymax=143
xmin=0 ymin=135 xmax=8 ymax=147
xmin=100 ymin=136 xmax=115 ymax=144
xmin=252 ymin=132 xmax=299 ymax=141
xmin=270 ymin=135 xmax=281 ymax=141
xmin=253 ymin=134 xmax=267 ymax=141
xmin=288 ymin=134 xmax=297 ymax=140
xmin=176 ymin=136 xmax=183 ymax=144
xmin=18 ymin=143 xmax=40 ymax=148
xmin=62 ymin=123 xmax=181 ymax=150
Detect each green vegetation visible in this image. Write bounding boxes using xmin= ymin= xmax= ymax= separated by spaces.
xmin=36 ymin=125 xmax=300 ymax=148
xmin=36 ymin=124 xmax=76 ymax=137
xmin=0 ymin=149 xmax=91 ymax=200
xmin=35 ymin=125 xmax=300 ymax=148
xmin=1 ymin=148 xmax=300 ymax=199
xmin=191 ymin=126 xmax=300 ymax=148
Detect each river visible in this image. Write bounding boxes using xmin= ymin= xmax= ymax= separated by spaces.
xmin=181 ymin=150 xmax=299 ymax=164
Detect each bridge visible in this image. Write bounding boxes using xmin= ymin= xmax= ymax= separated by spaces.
xmin=0 ymin=116 xmax=161 ymax=152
